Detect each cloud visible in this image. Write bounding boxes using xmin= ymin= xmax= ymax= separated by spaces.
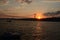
xmin=16 ymin=0 xmax=32 ymax=4
xmin=43 ymin=11 xmax=60 ymax=17
xmin=0 ymin=0 xmax=9 ymax=5
xmin=42 ymin=0 xmax=60 ymax=1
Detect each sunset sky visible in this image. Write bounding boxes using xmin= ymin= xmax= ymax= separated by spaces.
xmin=0 ymin=0 xmax=60 ymax=18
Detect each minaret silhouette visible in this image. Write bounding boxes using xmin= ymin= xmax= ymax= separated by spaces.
xmin=34 ymin=13 xmax=36 ymax=18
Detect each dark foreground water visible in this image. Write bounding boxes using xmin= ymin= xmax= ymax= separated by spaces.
xmin=0 ymin=20 xmax=60 ymax=40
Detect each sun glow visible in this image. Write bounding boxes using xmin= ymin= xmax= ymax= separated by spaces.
xmin=36 ymin=16 xmax=41 ymax=19
xmin=34 ymin=12 xmax=44 ymax=19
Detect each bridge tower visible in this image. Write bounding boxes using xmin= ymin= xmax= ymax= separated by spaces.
xmin=34 ymin=13 xmax=36 ymax=18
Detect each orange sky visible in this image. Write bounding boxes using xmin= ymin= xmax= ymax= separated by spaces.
xmin=0 ymin=0 xmax=60 ymax=18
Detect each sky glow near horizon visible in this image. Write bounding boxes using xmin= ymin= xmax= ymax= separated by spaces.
xmin=0 ymin=0 xmax=60 ymax=18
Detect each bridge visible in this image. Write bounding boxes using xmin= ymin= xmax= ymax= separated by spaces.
xmin=21 ymin=13 xmax=37 ymax=18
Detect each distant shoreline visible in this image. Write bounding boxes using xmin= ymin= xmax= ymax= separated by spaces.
xmin=0 ymin=17 xmax=60 ymax=22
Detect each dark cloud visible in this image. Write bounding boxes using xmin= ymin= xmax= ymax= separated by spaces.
xmin=24 ymin=0 xmax=32 ymax=4
xmin=44 ymin=0 xmax=60 ymax=1
xmin=16 ymin=0 xmax=32 ymax=4
xmin=43 ymin=11 xmax=60 ymax=16
xmin=0 ymin=0 xmax=8 ymax=5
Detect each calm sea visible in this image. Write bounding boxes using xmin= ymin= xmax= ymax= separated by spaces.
xmin=0 ymin=20 xmax=60 ymax=40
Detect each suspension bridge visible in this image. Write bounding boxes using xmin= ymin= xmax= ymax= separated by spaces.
xmin=21 ymin=13 xmax=37 ymax=18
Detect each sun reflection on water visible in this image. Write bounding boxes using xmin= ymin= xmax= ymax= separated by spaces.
xmin=32 ymin=22 xmax=43 ymax=40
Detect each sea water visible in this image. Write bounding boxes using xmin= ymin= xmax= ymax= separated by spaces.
xmin=0 ymin=20 xmax=60 ymax=40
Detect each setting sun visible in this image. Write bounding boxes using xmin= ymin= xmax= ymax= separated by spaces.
xmin=34 ymin=12 xmax=45 ymax=19
xmin=36 ymin=16 xmax=41 ymax=19
xmin=34 ymin=13 xmax=43 ymax=19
